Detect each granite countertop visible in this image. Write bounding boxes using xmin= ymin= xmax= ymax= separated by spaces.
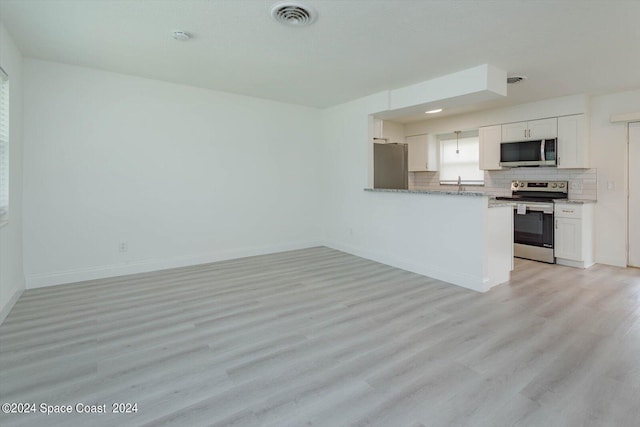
xmin=364 ymin=188 xmax=485 ymax=197
xmin=488 ymin=202 xmax=516 ymax=208
xmin=488 ymin=197 xmax=597 ymax=206
xmin=554 ymin=199 xmax=597 ymax=204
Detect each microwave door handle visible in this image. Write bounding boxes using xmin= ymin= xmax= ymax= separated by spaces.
xmin=540 ymin=139 xmax=545 ymax=161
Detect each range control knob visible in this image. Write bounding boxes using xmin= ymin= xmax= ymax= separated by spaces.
xmin=559 ymin=182 xmax=566 ymax=188
xmin=519 ymin=182 xmax=525 ymax=188
xmin=513 ymin=182 xmax=519 ymax=188
xmin=551 ymin=183 xmax=558 ymax=188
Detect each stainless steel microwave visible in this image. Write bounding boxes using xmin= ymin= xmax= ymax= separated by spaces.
xmin=500 ymin=138 xmax=557 ymax=167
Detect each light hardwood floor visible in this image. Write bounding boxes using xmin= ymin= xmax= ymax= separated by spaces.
xmin=1 ymin=247 xmax=639 ymax=426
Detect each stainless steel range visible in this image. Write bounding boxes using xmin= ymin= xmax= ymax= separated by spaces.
xmin=496 ymin=180 xmax=568 ymax=263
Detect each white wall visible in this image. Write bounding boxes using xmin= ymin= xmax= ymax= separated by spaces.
xmin=590 ymin=89 xmax=640 ymax=267
xmin=23 ymin=59 xmax=323 ymax=287
xmin=322 ymin=94 xmax=494 ymax=291
xmin=0 ymin=21 xmax=25 ymax=321
xmin=14 ymin=55 xmax=640 ymax=296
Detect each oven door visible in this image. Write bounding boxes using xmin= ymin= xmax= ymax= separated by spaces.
xmin=513 ymin=205 xmax=554 ymax=248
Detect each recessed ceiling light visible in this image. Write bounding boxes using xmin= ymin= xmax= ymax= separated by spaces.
xmin=425 ymin=108 xmax=443 ymax=114
xmin=172 ymin=31 xmax=192 ymax=41
xmin=271 ymin=2 xmax=317 ymax=27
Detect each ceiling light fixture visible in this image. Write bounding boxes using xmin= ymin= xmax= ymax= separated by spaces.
xmin=172 ymin=31 xmax=192 ymax=41
xmin=425 ymin=108 xmax=443 ymax=114
xmin=271 ymin=1 xmax=317 ymax=27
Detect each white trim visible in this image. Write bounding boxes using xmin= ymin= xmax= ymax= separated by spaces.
xmin=0 ymin=287 xmax=23 ymax=325
xmin=26 ymin=241 xmax=323 ymax=288
xmin=0 ymin=220 xmax=7 ymax=229
xmin=324 ymin=241 xmax=489 ymax=293
xmin=556 ymin=258 xmax=595 ymax=269
xmin=610 ymin=112 xmax=640 ymax=123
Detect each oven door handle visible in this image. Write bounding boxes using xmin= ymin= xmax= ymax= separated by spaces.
xmin=515 ymin=205 xmax=554 ymax=214
xmin=540 ymin=139 xmax=546 ymax=161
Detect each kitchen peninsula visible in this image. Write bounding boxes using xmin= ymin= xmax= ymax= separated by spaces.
xmin=362 ymin=188 xmax=513 ymax=292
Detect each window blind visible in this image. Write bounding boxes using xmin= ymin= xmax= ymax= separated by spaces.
xmin=439 ymin=133 xmax=484 ymax=185
xmin=0 ymin=66 xmax=9 ymax=224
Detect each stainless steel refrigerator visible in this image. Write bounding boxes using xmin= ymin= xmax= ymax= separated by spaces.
xmin=374 ymin=143 xmax=408 ymax=189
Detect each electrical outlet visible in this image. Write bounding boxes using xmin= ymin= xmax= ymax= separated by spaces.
xmin=118 ymin=242 xmax=128 ymax=253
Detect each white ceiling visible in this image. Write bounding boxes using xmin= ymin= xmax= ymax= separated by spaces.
xmin=1 ymin=0 xmax=639 ymax=111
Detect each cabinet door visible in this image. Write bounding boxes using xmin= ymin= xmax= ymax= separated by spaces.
xmin=555 ymin=217 xmax=583 ymax=261
xmin=373 ymin=118 xmax=383 ymax=139
xmin=479 ymin=125 xmax=503 ymax=170
xmin=501 ymin=121 xmax=529 ymax=142
xmin=407 ymin=134 xmax=438 ymax=171
xmin=407 ymin=135 xmax=429 ymax=172
xmin=528 ymin=117 xmax=558 ymax=140
xmin=557 ymin=114 xmax=588 ymax=169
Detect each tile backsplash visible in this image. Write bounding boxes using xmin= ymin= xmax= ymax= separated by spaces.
xmin=410 ymin=168 xmax=597 ymax=200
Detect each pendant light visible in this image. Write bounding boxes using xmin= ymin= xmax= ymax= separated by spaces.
xmin=455 ymin=131 xmax=461 ymax=154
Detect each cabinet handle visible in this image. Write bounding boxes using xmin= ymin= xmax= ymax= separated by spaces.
xmin=524 ymin=129 xmax=527 ymax=138
xmin=555 ymin=219 xmax=558 ymax=229
xmin=425 ymin=162 xmax=428 ymax=169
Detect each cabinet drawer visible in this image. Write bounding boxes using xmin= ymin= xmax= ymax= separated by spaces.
xmin=555 ymin=204 xmax=582 ymax=219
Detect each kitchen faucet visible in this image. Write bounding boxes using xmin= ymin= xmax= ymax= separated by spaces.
xmin=457 ymin=176 xmax=464 ymax=192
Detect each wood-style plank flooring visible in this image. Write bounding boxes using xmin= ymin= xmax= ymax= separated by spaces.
xmin=1 ymin=247 xmax=640 ymax=426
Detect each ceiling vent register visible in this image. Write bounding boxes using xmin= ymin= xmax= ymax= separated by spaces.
xmin=507 ymin=76 xmax=527 ymax=84
xmin=271 ymin=2 xmax=317 ymax=27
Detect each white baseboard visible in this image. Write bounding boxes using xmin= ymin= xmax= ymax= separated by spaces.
xmin=25 ymin=239 xmax=487 ymax=293
xmin=594 ymin=255 xmax=626 ymax=268
xmin=556 ymin=258 xmax=595 ymax=269
xmin=26 ymin=241 xmax=323 ymax=289
xmin=0 ymin=286 xmax=24 ymax=325
xmin=324 ymin=241 xmax=487 ymax=293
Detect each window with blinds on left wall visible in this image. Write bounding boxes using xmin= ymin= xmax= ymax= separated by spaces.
xmin=0 ymin=66 xmax=9 ymax=227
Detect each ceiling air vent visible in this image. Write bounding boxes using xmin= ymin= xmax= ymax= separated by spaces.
xmin=271 ymin=2 xmax=317 ymax=27
xmin=507 ymin=76 xmax=527 ymax=84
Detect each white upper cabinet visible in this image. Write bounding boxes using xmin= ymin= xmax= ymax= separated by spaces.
xmin=373 ymin=118 xmax=405 ymax=144
xmin=557 ymin=114 xmax=589 ymax=169
xmin=479 ymin=125 xmax=503 ymax=170
xmin=407 ymin=134 xmax=438 ymax=172
xmin=501 ymin=121 xmax=529 ymax=142
xmin=502 ymin=118 xmax=558 ymax=142
xmin=528 ymin=118 xmax=558 ymax=140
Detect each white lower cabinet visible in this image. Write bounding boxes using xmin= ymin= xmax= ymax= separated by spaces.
xmin=554 ymin=203 xmax=594 ymax=268
xmin=555 ymin=217 xmax=582 ymax=260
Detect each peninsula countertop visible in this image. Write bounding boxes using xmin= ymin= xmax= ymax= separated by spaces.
xmin=364 ymin=188 xmax=485 ymax=197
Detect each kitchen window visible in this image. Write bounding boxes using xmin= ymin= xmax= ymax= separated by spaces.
xmin=0 ymin=66 xmax=9 ymax=226
xmin=438 ymin=130 xmax=484 ymax=185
